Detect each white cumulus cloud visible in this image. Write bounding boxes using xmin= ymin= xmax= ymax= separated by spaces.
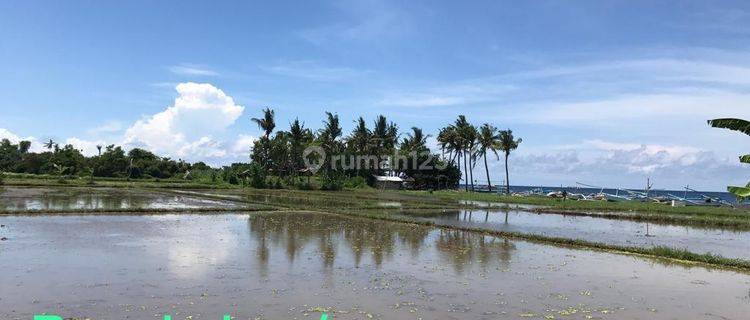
xmin=65 ymin=137 xmax=107 ymax=156
xmin=123 ymin=82 xmax=245 ymax=161
xmin=0 ymin=128 xmax=44 ymax=152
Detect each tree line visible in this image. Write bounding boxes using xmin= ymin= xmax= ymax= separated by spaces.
xmin=0 ymin=109 xmax=521 ymax=191
xmin=247 ymin=109 xmax=520 ymax=192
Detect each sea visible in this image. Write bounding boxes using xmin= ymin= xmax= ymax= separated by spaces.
xmin=460 ymin=185 xmax=739 ymax=204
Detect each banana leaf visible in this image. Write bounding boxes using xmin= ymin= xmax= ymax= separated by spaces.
xmin=728 ymin=185 xmax=750 ymax=200
xmin=708 ymin=118 xmax=750 ymax=136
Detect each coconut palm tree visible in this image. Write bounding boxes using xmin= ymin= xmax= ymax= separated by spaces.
xmin=346 ymin=117 xmax=371 ymax=154
xmin=454 ymin=115 xmax=472 ymax=191
xmin=437 ymin=126 xmax=460 ymax=164
xmin=346 ymin=117 xmax=372 ymax=175
xmin=476 ymin=124 xmax=500 ymax=192
xmin=708 ymin=118 xmax=750 ymax=200
xmin=252 ymin=107 xmax=276 ymax=138
xmin=371 ymin=115 xmax=398 ymax=175
xmin=498 ymin=129 xmax=522 ymax=195
xmin=43 ymin=139 xmax=56 ymax=151
xmin=402 ymin=127 xmax=430 ymax=153
xmin=318 ymin=112 xmax=342 ymax=173
xmin=288 ymin=118 xmax=312 ymax=175
xmin=465 ymin=124 xmax=478 ymax=191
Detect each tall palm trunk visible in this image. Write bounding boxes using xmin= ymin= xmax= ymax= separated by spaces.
xmin=483 ymin=152 xmax=491 ymax=192
xmin=469 ymin=152 xmax=475 ymax=192
xmin=462 ymin=149 xmax=469 ymax=192
xmin=504 ymin=152 xmax=510 ymax=195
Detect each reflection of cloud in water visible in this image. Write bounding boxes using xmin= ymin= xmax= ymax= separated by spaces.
xmin=146 ymin=215 xmax=243 ymax=279
xmin=0 ymin=187 xmax=236 ymax=211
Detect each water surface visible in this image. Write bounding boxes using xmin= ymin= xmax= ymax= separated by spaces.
xmin=0 ymin=187 xmax=238 ymax=211
xmin=395 ymin=209 xmax=750 ymax=260
xmin=1 ymin=212 xmax=749 ymax=319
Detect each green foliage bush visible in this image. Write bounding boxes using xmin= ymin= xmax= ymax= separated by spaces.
xmin=344 ymin=176 xmax=367 ymax=189
xmin=320 ymin=174 xmax=344 ymax=191
xmin=248 ymin=163 xmax=267 ymax=189
xmin=295 ymin=180 xmax=314 ymax=190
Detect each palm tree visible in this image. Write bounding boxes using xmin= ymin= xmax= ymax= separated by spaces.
xmin=288 ymin=118 xmax=312 ymax=175
xmin=252 ymin=107 xmax=276 ymax=138
xmin=371 ymin=115 xmax=398 ymax=175
xmin=346 ymin=117 xmax=372 ymax=175
xmin=44 ymin=139 xmax=56 ymax=151
xmin=437 ymin=126 xmax=460 ymax=164
xmin=465 ymin=124 xmax=478 ymax=191
xmin=96 ymin=145 xmax=102 ymax=156
xmin=318 ymin=112 xmax=342 ymax=173
xmin=454 ymin=115 xmax=472 ymax=191
xmin=477 ymin=124 xmax=500 ymax=192
xmin=346 ymin=117 xmax=371 ymax=154
xmin=402 ymin=127 xmax=430 ymax=153
xmin=498 ymin=129 xmax=522 ymax=195
xmin=708 ymin=118 xmax=750 ymax=200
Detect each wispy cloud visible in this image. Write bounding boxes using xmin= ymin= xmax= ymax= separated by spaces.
xmin=86 ymin=120 xmax=124 ymax=136
xmin=169 ymin=63 xmax=219 ymax=76
xmin=260 ymin=60 xmax=366 ymax=81
xmin=377 ymin=82 xmax=516 ymax=108
xmin=298 ymin=0 xmax=412 ymax=46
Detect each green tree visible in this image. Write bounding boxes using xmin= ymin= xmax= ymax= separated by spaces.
xmin=476 ymin=124 xmax=500 ymax=192
xmin=251 ymin=107 xmax=276 ymax=138
xmin=498 ymin=129 xmax=522 ymax=195
xmin=401 ymin=127 xmax=430 ymax=153
xmin=345 ymin=117 xmax=372 ymax=177
xmin=250 ymin=108 xmax=276 ymax=168
xmin=43 ymin=139 xmax=56 ymax=151
xmin=288 ymin=118 xmax=313 ymax=177
xmin=454 ymin=115 xmax=473 ymax=191
xmin=318 ymin=111 xmax=343 ymax=174
xmin=371 ymin=115 xmax=398 ymax=175
xmin=94 ymin=145 xmax=129 ymax=177
xmin=708 ymin=118 xmax=750 ymax=200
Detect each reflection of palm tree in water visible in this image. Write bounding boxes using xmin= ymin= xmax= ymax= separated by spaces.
xmin=435 ymin=229 xmax=516 ymax=274
xmin=246 ymin=212 xmax=516 ymax=277
xmin=247 ymin=213 xmax=430 ymax=270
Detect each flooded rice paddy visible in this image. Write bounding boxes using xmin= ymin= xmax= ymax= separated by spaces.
xmin=1 ymin=212 xmax=749 ymax=319
xmin=0 ymin=187 xmax=239 ymax=211
xmin=395 ymin=209 xmax=750 ymax=260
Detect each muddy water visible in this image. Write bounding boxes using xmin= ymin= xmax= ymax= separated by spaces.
xmin=0 ymin=187 xmax=238 ymax=211
xmin=1 ymin=212 xmax=749 ymax=319
xmin=396 ymin=209 xmax=750 ymax=260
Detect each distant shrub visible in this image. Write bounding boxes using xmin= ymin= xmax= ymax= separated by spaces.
xmin=296 ymin=180 xmax=314 ymax=190
xmin=0 ymin=172 xmax=5 ymax=185
xmin=227 ymin=173 xmax=239 ymax=185
xmin=248 ymin=163 xmax=267 ymax=189
xmin=273 ymin=178 xmax=283 ymax=189
xmin=320 ymin=174 xmax=344 ymax=191
xmin=344 ymin=176 xmax=367 ymax=189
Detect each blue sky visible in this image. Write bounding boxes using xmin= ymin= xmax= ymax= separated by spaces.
xmin=2 ymin=0 xmax=750 ymax=190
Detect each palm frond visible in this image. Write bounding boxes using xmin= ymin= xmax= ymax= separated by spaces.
xmin=728 ymin=185 xmax=750 ymax=200
xmin=708 ymin=118 xmax=750 ymax=136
